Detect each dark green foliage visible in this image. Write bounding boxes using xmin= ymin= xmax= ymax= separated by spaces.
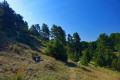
xmin=109 ymin=33 xmax=120 ymax=52
xmin=66 ymin=34 xmax=74 ymax=53
xmin=0 ymin=5 xmax=4 ymax=29
xmin=112 ymin=57 xmax=120 ymax=70
xmin=94 ymin=50 xmax=117 ymax=67
xmin=73 ymin=32 xmax=81 ymax=43
xmin=67 ymin=34 xmax=73 ymax=48
xmin=94 ymin=52 xmax=105 ymax=67
xmin=73 ymin=32 xmax=82 ymax=56
xmin=81 ymin=41 xmax=88 ymax=51
xmin=45 ymin=39 xmax=68 ymax=62
xmin=88 ymin=41 xmax=97 ymax=57
xmin=97 ymin=33 xmax=113 ymax=53
xmin=68 ymin=51 xmax=79 ymax=62
xmin=104 ymin=53 xmax=116 ymax=67
xmin=14 ymin=14 xmax=25 ymax=30
xmin=2 ymin=1 xmax=15 ymax=31
xmin=94 ymin=33 xmax=114 ymax=67
xmin=29 ymin=24 xmax=40 ymax=36
xmin=81 ymin=49 xmax=91 ymax=66
xmin=41 ymin=23 xmax=50 ymax=41
xmin=51 ymin=24 xmax=58 ymax=39
xmin=0 ymin=1 xmax=28 ymax=33
xmin=112 ymin=59 xmax=118 ymax=69
xmin=51 ymin=25 xmax=66 ymax=44
xmin=117 ymin=57 xmax=120 ymax=70
xmin=66 ymin=33 xmax=81 ymax=62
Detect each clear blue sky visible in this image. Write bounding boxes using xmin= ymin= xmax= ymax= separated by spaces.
xmin=3 ymin=0 xmax=120 ymax=41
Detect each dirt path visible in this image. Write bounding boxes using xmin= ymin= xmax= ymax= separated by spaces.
xmin=67 ymin=61 xmax=77 ymax=80
xmin=69 ymin=67 xmax=76 ymax=80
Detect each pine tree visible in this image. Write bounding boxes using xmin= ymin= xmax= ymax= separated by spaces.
xmin=45 ymin=39 xmax=68 ymax=62
xmin=51 ymin=24 xmax=66 ymax=44
xmin=41 ymin=23 xmax=50 ymax=41
xmin=81 ymin=49 xmax=90 ymax=66
xmin=94 ymin=52 xmax=105 ymax=67
xmin=73 ymin=32 xmax=82 ymax=56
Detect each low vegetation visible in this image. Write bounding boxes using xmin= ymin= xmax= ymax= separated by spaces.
xmin=45 ymin=39 xmax=68 ymax=62
xmin=75 ymin=63 xmax=120 ymax=80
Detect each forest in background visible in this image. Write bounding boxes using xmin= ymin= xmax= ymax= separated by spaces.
xmin=0 ymin=0 xmax=120 ymax=72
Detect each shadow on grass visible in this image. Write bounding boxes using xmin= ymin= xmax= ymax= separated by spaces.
xmin=81 ymin=67 xmax=91 ymax=72
xmin=16 ymin=34 xmax=45 ymax=53
xmin=67 ymin=62 xmax=77 ymax=67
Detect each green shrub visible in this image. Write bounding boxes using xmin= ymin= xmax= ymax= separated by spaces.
xmin=68 ymin=51 xmax=79 ymax=62
xmin=45 ymin=39 xmax=68 ymax=62
xmin=81 ymin=49 xmax=90 ymax=66
xmin=112 ymin=57 xmax=120 ymax=70
xmin=94 ymin=52 xmax=105 ymax=67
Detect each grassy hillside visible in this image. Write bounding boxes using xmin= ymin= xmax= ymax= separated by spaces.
xmin=0 ymin=51 xmax=69 ymax=80
xmin=68 ymin=60 xmax=120 ymax=80
xmin=75 ymin=64 xmax=120 ymax=80
xmin=0 ymin=32 xmax=69 ymax=80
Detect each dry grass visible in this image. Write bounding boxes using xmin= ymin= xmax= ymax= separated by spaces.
xmin=0 ymin=43 xmax=69 ymax=80
xmin=75 ymin=63 xmax=120 ymax=80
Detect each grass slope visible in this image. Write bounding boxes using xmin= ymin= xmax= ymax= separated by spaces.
xmin=73 ymin=61 xmax=120 ymax=80
xmin=0 ymin=32 xmax=69 ymax=80
xmin=0 ymin=46 xmax=69 ymax=80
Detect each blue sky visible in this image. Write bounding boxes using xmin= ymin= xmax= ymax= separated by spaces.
xmin=2 ymin=0 xmax=120 ymax=41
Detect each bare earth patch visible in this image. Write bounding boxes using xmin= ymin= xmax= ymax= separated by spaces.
xmin=69 ymin=67 xmax=76 ymax=80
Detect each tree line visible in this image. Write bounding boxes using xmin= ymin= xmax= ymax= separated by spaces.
xmin=0 ymin=1 xmax=120 ymax=70
xmin=81 ymin=33 xmax=120 ymax=70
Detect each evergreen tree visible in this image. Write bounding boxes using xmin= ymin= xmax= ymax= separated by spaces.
xmin=51 ymin=24 xmax=66 ymax=44
xmin=22 ymin=21 xmax=28 ymax=32
xmin=97 ymin=33 xmax=113 ymax=54
xmin=81 ymin=49 xmax=91 ymax=66
xmin=112 ymin=56 xmax=120 ymax=70
xmin=45 ymin=39 xmax=68 ymax=62
xmin=41 ymin=23 xmax=50 ymax=41
xmin=57 ymin=26 xmax=66 ymax=44
xmin=94 ymin=51 xmax=105 ymax=67
xmin=29 ymin=25 xmax=39 ymax=36
xmin=81 ymin=41 xmax=89 ymax=51
xmin=67 ymin=34 xmax=73 ymax=43
xmin=88 ymin=41 xmax=97 ymax=57
xmin=73 ymin=32 xmax=82 ymax=56
xmin=51 ymin=24 xmax=58 ymax=39
xmin=0 ymin=0 xmax=28 ymax=32
xmin=1 ymin=1 xmax=16 ymax=31
xmin=109 ymin=33 xmax=120 ymax=51
xmin=15 ymin=14 xmax=25 ymax=30
xmin=0 ymin=3 xmax=4 ymax=30
xmin=112 ymin=58 xmax=118 ymax=70
xmin=67 ymin=34 xmax=73 ymax=49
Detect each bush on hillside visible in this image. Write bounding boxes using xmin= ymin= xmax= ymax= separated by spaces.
xmin=112 ymin=57 xmax=120 ymax=70
xmin=81 ymin=49 xmax=91 ymax=66
xmin=94 ymin=52 xmax=105 ymax=67
xmin=45 ymin=39 xmax=68 ymax=62
xmin=68 ymin=51 xmax=79 ymax=62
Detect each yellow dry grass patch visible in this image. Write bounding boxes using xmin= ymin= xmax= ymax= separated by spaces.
xmin=75 ymin=64 xmax=120 ymax=80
